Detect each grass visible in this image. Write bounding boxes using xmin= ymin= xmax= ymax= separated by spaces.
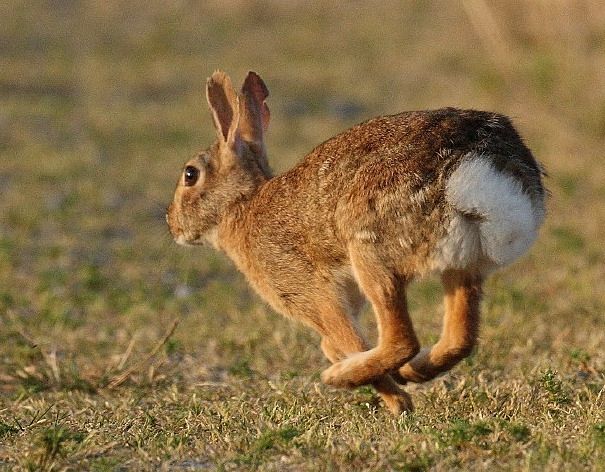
xmin=1 ymin=0 xmax=605 ymax=470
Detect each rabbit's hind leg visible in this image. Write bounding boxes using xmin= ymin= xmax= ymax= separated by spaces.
xmin=396 ymin=269 xmax=482 ymax=383
xmin=320 ymin=337 xmax=413 ymax=415
xmin=321 ymin=247 xmax=420 ymax=389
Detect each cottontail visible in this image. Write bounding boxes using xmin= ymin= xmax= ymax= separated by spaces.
xmin=167 ymin=71 xmax=546 ymax=415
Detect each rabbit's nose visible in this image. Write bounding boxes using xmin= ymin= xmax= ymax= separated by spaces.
xmin=165 ymin=204 xmax=175 ymax=228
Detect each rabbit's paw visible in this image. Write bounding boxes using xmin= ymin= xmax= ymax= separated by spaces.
xmin=321 ymin=349 xmax=384 ymax=388
xmin=382 ymin=390 xmax=414 ymax=415
xmin=395 ymin=348 xmax=435 ymax=384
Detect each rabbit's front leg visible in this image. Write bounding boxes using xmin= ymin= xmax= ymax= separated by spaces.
xmin=396 ymin=270 xmax=482 ymax=383
xmin=320 ymin=337 xmax=413 ymax=414
xmin=321 ymin=247 xmax=420 ymax=388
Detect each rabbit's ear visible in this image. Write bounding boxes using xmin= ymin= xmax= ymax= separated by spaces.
xmin=206 ymin=71 xmax=240 ymax=148
xmin=239 ymin=71 xmax=271 ymax=174
xmin=240 ymin=71 xmax=270 ymax=140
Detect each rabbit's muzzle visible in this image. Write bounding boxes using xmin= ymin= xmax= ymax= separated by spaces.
xmin=165 ymin=203 xmax=187 ymax=245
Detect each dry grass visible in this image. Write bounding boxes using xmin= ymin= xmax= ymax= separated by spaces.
xmin=1 ymin=0 xmax=604 ymax=470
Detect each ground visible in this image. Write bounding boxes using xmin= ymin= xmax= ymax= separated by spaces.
xmin=1 ymin=1 xmax=604 ymax=470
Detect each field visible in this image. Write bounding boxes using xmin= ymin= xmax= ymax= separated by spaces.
xmin=1 ymin=0 xmax=605 ymax=470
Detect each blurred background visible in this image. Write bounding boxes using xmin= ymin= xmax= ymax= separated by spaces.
xmin=1 ymin=0 xmax=604 ymax=398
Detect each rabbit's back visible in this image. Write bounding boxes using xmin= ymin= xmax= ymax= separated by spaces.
xmin=243 ymin=108 xmax=544 ymax=279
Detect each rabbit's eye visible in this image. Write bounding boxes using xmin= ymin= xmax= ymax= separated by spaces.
xmin=184 ymin=166 xmax=200 ymax=186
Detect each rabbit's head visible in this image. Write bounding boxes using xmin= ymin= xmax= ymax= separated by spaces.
xmin=167 ymin=71 xmax=270 ymax=246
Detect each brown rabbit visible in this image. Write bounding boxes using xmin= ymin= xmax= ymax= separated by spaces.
xmin=167 ymin=70 xmax=546 ymax=415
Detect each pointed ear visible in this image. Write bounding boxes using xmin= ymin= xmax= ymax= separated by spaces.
xmin=240 ymin=71 xmax=270 ymax=137
xmin=239 ymin=71 xmax=271 ymax=173
xmin=206 ymin=71 xmax=240 ymax=147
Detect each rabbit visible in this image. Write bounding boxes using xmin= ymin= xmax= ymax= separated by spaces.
xmin=166 ymin=70 xmax=546 ymax=415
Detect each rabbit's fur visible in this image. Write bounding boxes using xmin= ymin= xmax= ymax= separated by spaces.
xmin=167 ymin=71 xmax=545 ymax=415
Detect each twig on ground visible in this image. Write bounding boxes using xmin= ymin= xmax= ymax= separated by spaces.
xmin=116 ymin=335 xmax=138 ymax=371
xmin=14 ymin=326 xmax=61 ymax=384
xmin=461 ymin=0 xmax=515 ymax=75
xmin=106 ymin=319 xmax=179 ymax=390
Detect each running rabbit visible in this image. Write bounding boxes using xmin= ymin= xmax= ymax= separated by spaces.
xmin=166 ymin=71 xmax=545 ymax=415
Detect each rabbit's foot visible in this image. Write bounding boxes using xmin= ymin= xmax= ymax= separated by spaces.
xmin=321 ymin=349 xmax=390 ymax=388
xmin=379 ymin=384 xmax=414 ymax=415
xmin=396 ymin=343 xmax=473 ymax=384
xmin=396 ymin=348 xmax=435 ymax=383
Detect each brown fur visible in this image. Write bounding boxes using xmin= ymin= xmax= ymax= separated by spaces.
xmin=167 ymin=71 xmax=546 ymax=415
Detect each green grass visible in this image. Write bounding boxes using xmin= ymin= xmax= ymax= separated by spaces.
xmin=1 ymin=0 xmax=605 ymax=470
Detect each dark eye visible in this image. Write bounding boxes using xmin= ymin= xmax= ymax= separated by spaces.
xmin=183 ymin=166 xmax=200 ymax=186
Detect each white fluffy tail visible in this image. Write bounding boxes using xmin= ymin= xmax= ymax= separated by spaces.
xmin=441 ymin=155 xmax=544 ymax=270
